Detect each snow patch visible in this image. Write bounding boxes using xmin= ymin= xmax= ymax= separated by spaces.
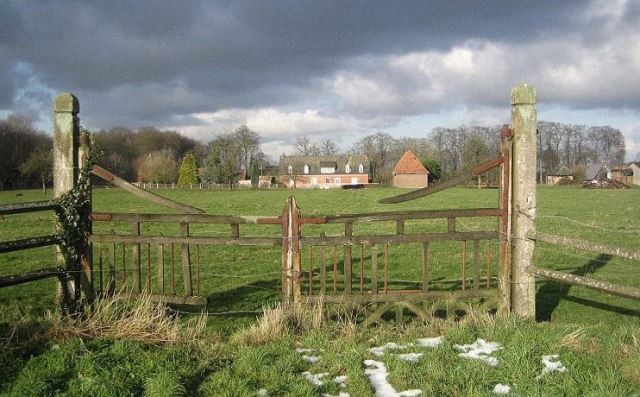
xmin=256 ymin=388 xmax=269 ymax=397
xmin=454 ymin=338 xmax=502 ymax=367
xmin=302 ymin=371 xmax=330 ymax=387
xmin=302 ymin=355 xmax=321 ymax=364
xmin=323 ymin=393 xmax=350 ymax=397
xmin=333 ymin=375 xmax=348 ymax=388
xmin=296 ymin=348 xmax=314 ymax=353
xmin=492 ymin=384 xmax=511 ymax=394
xmin=397 ymin=353 xmax=423 ymax=362
xmin=541 ymin=355 xmax=567 ymax=375
xmin=369 ymin=336 xmax=443 ymax=357
xmin=369 ymin=342 xmax=410 ymax=356
xmin=415 ymin=336 xmax=444 ymax=348
xmin=364 ymin=359 xmax=422 ymax=397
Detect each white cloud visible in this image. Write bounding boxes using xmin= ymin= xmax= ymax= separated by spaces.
xmin=175 ymin=107 xmax=357 ymax=143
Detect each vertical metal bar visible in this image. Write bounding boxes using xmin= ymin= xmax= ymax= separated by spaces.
xmin=157 ymin=244 xmax=164 ymax=294
xmin=146 ymin=243 xmax=151 ymax=291
xmin=170 ymin=243 xmax=176 ymax=295
xmin=486 ymin=241 xmax=492 ymax=289
xmin=332 ymin=245 xmax=337 ymax=294
xmin=344 ymin=222 xmax=353 ymax=294
xmin=132 ymin=222 xmax=141 ymax=293
xmin=422 ymin=242 xmax=429 ymax=292
xmin=98 ymin=242 xmax=103 ymax=294
xmin=360 ymin=244 xmax=364 ymax=293
xmin=461 ymin=241 xmax=466 ymax=291
xmin=231 ymin=223 xmax=240 ymax=238
xmin=320 ymin=232 xmax=326 ymax=294
xmin=122 ymin=243 xmax=126 ymax=285
xmin=196 ymin=245 xmax=201 ymax=296
xmin=308 ymin=246 xmax=313 ymax=296
xmin=180 ymin=222 xmax=193 ymax=297
xmin=499 ymin=125 xmax=513 ymax=314
xmin=371 ymin=244 xmax=378 ymax=294
xmin=473 ymin=240 xmax=480 ymax=293
xmin=384 ymin=244 xmax=389 ymax=293
xmin=109 ymin=242 xmax=116 ymax=295
xmin=448 ymin=217 xmax=456 ymax=232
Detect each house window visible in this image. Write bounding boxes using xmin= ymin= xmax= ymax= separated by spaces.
xmin=334 ymin=177 xmax=341 ymax=185
xmin=325 ymin=178 xmax=330 ymax=184
xmin=303 ymin=164 xmax=309 ymax=174
xmin=345 ymin=164 xmax=351 ymax=173
xmin=287 ymin=165 xmax=293 ymax=174
xmin=358 ymin=163 xmax=364 ymax=173
xmin=320 ymin=167 xmax=335 ymax=174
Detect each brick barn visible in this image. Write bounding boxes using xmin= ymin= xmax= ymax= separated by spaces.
xmin=392 ymin=150 xmax=429 ymax=188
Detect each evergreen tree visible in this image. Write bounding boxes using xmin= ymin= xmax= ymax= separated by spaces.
xmin=177 ymin=153 xmax=198 ymax=185
xmin=249 ymin=159 xmax=260 ymax=188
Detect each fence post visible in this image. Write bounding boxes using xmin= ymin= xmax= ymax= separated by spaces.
xmin=281 ymin=196 xmax=301 ymax=305
xmin=498 ymin=125 xmax=512 ymax=316
xmin=510 ymin=84 xmax=537 ymax=318
xmin=78 ymin=130 xmax=95 ymax=301
xmin=53 ymin=92 xmax=80 ymax=311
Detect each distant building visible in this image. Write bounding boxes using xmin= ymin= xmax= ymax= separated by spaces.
xmin=583 ymin=163 xmax=611 ymax=184
xmin=278 ymin=155 xmax=370 ymax=188
xmin=392 ymin=150 xmax=429 ymax=188
xmin=546 ymin=165 xmax=573 ymax=185
xmin=629 ymin=162 xmax=640 ymax=186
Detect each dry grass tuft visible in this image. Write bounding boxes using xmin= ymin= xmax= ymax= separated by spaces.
xmin=555 ymin=327 xmax=599 ymax=353
xmin=232 ymin=299 xmax=325 ymax=345
xmin=46 ymin=292 xmax=207 ymax=346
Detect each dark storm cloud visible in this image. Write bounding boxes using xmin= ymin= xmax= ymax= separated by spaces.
xmin=0 ymin=0 xmax=636 ymax=135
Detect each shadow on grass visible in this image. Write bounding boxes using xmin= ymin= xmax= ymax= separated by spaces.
xmin=534 ymin=253 xmax=637 ymax=321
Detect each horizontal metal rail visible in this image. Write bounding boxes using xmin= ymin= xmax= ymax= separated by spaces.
xmin=91 ymin=212 xmax=281 ymax=225
xmin=0 ymin=267 xmax=63 ymax=288
xmin=90 ymin=207 xmax=501 ymax=226
xmin=89 ymin=234 xmax=281 ymax=246
xmin=302 ymin=289 xmax=498 ymax=304
xmin=0 ymin=235 xmax=60 ymax=253
xmin=529 ymin=265 xmax=640 ymax=300
xmin=302 ymin=231 xmax=498 ymax=246
xmin=0 ymin=200 xmax=59 ymax=215
xmin=532 ymin=232 xmax=640 ymax=261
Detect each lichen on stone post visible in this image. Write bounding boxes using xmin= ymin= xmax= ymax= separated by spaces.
xmin=53 ymin=92 xmax=80 ymax=312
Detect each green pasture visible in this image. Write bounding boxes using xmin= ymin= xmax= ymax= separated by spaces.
xmin=1 ymin=185 xmax=639 ymax=395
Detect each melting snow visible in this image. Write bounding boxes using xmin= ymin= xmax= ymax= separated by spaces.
xmin=415 ymin=336 xmax=444 ymax=348
xmin=296 ymin=348 xmax=314 ymax=353
xmin=256 ymin=388 xmax=269 ymax=397
xmin=322 ymin=393 xmax=350 ymax=397
xmin=541 ymin=355 xmax=567 ymax=375
xmin=492 ymin=384 xmax=511 ymax=394
xmin=333 ymin=375 xmax=348 ymax=388
xmin=364 ymin=360 xmax=422 ymax=397
xmin=302 ymin=371 xmax=330 ymax=387
xmin=454 ymin=338 xmax=502 ymax=367
xmin=369 ymin=336 xmax=444 ymax=357
xmin=369 ymin=342 xmax=410 ymax=356
xmin=397 ymin=353 xmax=423 ymax=362
xmin=302 ymin=355 xmax=321 ymax=364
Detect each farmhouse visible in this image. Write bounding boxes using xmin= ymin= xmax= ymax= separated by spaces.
xmin=583 ymin=163 xmax=611 ymax=183
xmin=278 ymin=154 xmax=370 ymax=188
xmin=546 ymin=165 xmax=573 ymax=185
xmin=392 ymin=150 xmax=429 ymax=188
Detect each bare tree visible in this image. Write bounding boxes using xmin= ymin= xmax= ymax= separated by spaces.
xmin=320 ymin=138 xmax=338 ymax=155
xmin=294 ymin=135 xmax=320 ymax=156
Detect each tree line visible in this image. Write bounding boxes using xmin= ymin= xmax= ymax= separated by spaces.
xmin=0 ymin=112 xmax=630 ymax=190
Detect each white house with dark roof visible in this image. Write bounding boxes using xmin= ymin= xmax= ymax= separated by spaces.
xmin=278 ymin=155 xmax=370 ymax=188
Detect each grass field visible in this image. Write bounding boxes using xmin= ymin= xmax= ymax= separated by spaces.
xmin=1 ymin=185 xmax=639 ymax=395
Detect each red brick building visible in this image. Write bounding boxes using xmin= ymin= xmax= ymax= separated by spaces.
xmin=392 ymin=150 xmax=429 ymax=188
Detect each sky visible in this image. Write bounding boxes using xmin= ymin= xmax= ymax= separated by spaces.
xmin=1 ymin=0 xmax=639 ymax=160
